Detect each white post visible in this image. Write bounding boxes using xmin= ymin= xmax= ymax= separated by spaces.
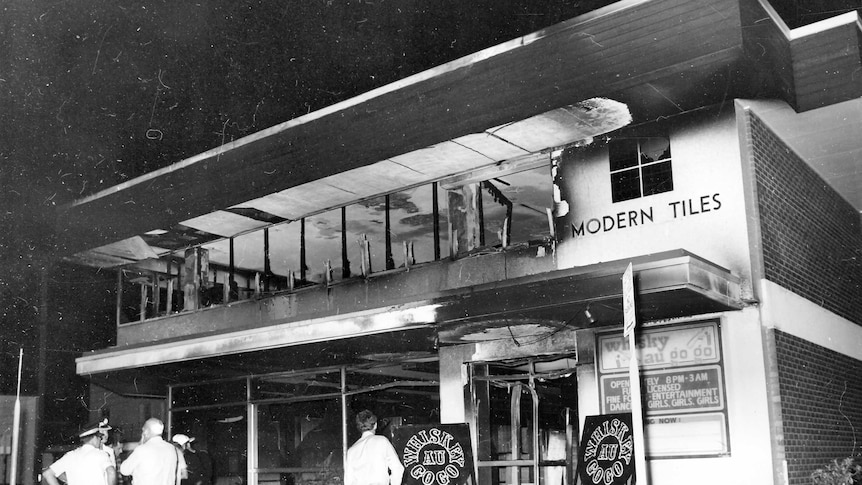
xmin=623 ymin=263 xmax=648 ymax=485
xmin=628 ymin=330 xmax=649 ymax=485
xmin=10 ymin=347 xmax=23 ymax=485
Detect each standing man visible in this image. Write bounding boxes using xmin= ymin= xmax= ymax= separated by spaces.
xmin=42 ymin=418 xmax=116 ymax=485
xmin=345 ymin=410 xmax=404 ymax=485
xmin=120 ymin=418 xmax=187 ymax=485
xmin=172 ymin=433 xmax=212 ymax=485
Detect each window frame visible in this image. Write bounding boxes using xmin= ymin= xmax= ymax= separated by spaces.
xmin=608 ymin=136 xmax=673 ymax=203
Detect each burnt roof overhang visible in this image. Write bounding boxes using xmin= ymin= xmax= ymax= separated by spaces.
xmin=55 ymin=0 xmax=862 ymax=261
xmin=435 ymin=249 xmax=742 ymax=343
xmin=77 ymin=249 xmax=741 ymax=394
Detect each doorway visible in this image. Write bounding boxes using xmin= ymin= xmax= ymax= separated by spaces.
xmin=471 ymin=357 xmax=578 ymax=485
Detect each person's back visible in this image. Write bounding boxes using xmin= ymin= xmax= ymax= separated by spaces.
xmin=43 ymin=418 xmax=116 ymax=485
xmin=47 ymin=442 xmax=115 ymax=485
xmin=344 ymin=410 xmax=403 ymax=485
xmin=120 ymin=418 xmax=186 ymax=485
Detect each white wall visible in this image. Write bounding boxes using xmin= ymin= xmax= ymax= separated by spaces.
xmin=554 ymin=108 xmax=753 ymax=287
xmin=759 ymin=280 xmax=862 ymax=360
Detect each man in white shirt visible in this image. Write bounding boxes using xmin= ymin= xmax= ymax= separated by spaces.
xmin=345 ymin=410 xmax=404 ymax=485
xmin=120 ymin=418 xmax=187 ymax=485
xmin=42 ymin=418 xmax=116 ymax=485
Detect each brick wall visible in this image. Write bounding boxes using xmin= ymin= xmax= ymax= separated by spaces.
xmin=749 ymin=112 xmax=862 ymax=325
xmin=774 ymin=329 xmax=862 ymax=484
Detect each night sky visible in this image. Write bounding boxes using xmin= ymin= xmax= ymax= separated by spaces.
xmin=0 ymin=0 xmax=600 ymax=444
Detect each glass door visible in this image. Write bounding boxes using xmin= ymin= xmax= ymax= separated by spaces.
xmin=472 ymin=358 xmax=578 ymax=485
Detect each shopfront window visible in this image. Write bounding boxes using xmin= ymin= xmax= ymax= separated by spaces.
xmin=257 ymin=398 xmax=344 ymax=485
xmin=171 ymin=404 xmax=248 ymax=485
xmin=246 ymin=361 xmax=439 ymax=485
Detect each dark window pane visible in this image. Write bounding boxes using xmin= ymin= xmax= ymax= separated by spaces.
xmin=609 ymin=139 xmax=639 ymax=171
xmin=496 ymin=166 xmax=553 ymax=244
xmin=642 ymin=160 xmax=674 ymax=196
xmin=611 ymin=169 xmax=641 ymax=202
xmin=172 ymin=379 xmax=247 ymax=408
xmin=172 ymin=405 xmax=247 ymax=485
xmin=256 ymin=399 xmax=343 ymax=479
xmin=640 ymin=137 xmax=671 ymax=163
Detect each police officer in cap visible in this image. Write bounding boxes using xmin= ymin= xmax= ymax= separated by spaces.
xmin=43 ymin=417 xmax=117 ymax=485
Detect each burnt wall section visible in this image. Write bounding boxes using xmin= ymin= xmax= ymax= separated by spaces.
xmin=749 ymin=112 xmax=862 ymax=325
xmin=774 ymin=329 xmax=862 ymax=484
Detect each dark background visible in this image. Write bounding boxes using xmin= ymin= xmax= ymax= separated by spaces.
xmin=0 ymin=0 xmax=852 ymax=447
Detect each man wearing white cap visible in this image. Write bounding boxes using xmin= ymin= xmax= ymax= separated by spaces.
xmin=172 ymin=433 xmax=211 ymax=485
xmin=120 ymin=418 xmax=187 ymax=485
xmin=42 ymin=418 xmax=116 ymax=485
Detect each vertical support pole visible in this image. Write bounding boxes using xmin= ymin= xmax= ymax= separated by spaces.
xmin=151 ymin=271 xmax=160 ymax=316
xmin=358 ymin=234 xmax=372 ymax=277
xmin=477 ymin=182 xmax=485 ymax=247
xmin=166 ymin=385 xmax=173 ymax=438
xmin=403 ymin=241 xmax=412 ymax=270
xmin=628 ymin=330 xmax=649 ymax=485
xmin=385 ymin=194 xmax=394 ymax=270
xmin=263 ymin=227 xmax=271 ymax=293
xmin=177 ymin=254 xmax=183 ymax=309
xmin=505 ymin=201 xmax=513 ymax=247
xmin=166 ymin=260 xmax=174 ymax=314
xmin=300 ymin=218 xmax=307 ymax=282
xmin=229 ymin=237 xmax=236 ymax=302
xmin=139 ymin=281 xmax=147 ymax=322
xmin=247 ymin=385 xmax=257 ymax=485
xmin=342 ymin=207 xmax=350 ymax=278
xmin=222 ymin=269 xmax=229 ymax=304
xmin=10 ymin=348 xmax=23 ymax=485
xmin=116 ymin=269 xmax=123 ymax=325
xmin=341 ymin=367 xmax=348 ymax=475
xmin=447 ymin=184 xmax=482 ymax=256
xmin=623 ymin=263 xmax=649 ymax=485
xmin=364 ymin=237 xmax=372 ymax=275
xmin=501 ymin=218 xmax=509 ymax=248
xmin=509 ymin=384 xmax=521 ymax=485
xmin=183 ymin=247 xmax=200 ymax=311
xmin=432 ymin=182 xmax=441 ymax=261
xmin=529 ymin=367 xmax=540 ymax=485
xmin=565 ymin=407 xmax=576 ymax=485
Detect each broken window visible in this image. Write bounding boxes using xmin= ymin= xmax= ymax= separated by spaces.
xmin=609 ymin=136 xmax=673 ymax=203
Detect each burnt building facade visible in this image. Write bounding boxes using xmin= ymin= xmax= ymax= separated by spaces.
xmin=59 ymin=1 xmax=862 ymax=484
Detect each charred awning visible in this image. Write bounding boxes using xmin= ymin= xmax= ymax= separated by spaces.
xmin=77 ymin=249 xmax=741 ymax=393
